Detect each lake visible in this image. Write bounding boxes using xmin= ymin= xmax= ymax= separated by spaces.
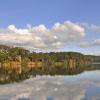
xmin=0 ymin=69 xmax=100 ymax=100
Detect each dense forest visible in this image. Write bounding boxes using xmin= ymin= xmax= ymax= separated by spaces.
xmin=0 ymin=44 xmax=100 ymax=84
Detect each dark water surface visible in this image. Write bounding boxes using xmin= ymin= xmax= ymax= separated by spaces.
xmin=0 ymin=67 xmax=100 ymax=100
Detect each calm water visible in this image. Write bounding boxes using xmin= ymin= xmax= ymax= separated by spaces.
xmin=0 ymin=69 xmax=100 ymax=100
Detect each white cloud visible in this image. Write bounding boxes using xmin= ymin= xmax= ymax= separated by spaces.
xmin=82 ymin=23 xmax=100 ymax=33
xmin=0 ymin=21 xmax=86 ymax=51
xmin=79 ymin=39 xmax=100 ymax=47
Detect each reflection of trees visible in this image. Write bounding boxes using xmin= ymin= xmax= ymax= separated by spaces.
xmin=27 ymin=64 xmax=100 ymax=76
xmin=0 ymin=64 xmax=100 ymax=84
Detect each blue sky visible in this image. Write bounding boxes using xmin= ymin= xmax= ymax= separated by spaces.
xmin=0 ymin=0 xmax=100 ymax=27
xmin=0 ymin=0 xmax=100 ymax=55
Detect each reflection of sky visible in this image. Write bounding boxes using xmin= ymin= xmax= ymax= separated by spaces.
xmin=64 ymin=70 xmax=100 ymax=83
xmin=79 ymin=70 xmax=100 ymax=81
xmin=0 ymin=70 xmax=100 ymax=100
xmin=83 ymin=85 xmax=100 ymax=100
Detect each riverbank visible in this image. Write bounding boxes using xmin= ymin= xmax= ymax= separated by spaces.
xmin=0 ymin=44 xmax=100 ymax=84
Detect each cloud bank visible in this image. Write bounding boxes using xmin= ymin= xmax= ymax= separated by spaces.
xmin=79 ymin=39 xmax=100 ymax=47
xmin=0 ymin=21 xmax=85 ymax=51
xmin=83 ymin=23 xmax=100 ymax=33
xmin=79 ymin=23 xmax=100 ymax=50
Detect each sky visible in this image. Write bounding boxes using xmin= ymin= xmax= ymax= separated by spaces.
xmin=0 ymin=0 xmax=100 ymax=55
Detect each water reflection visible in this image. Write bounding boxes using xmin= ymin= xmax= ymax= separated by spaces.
xmin=0 ymin=66 xmax=100 ymax=100
xmin=83 ymin=85 xmax=100 ymax=100
xmin=18 ymin=98 xmax=30 ymax=100
xmin=46 ymin=96 xmax=53 ymax=100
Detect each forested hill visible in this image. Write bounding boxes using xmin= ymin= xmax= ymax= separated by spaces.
xmin=0 ymin=44 xmax=100 ymax=63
